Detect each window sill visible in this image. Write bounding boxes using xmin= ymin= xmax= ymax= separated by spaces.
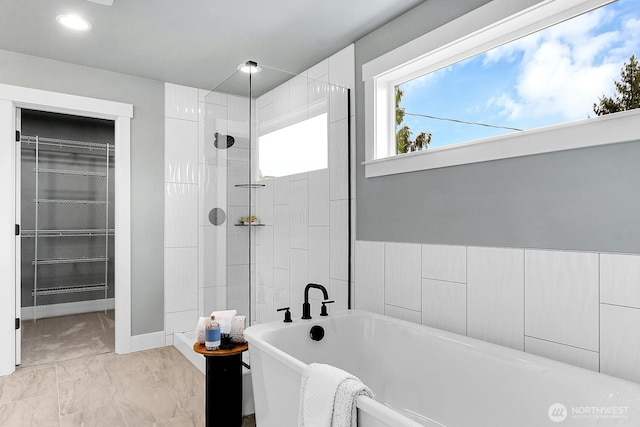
xmin=363 ymin=109 xmax=640 ymax=178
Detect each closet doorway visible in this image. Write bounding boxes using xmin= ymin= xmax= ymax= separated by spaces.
xmin=17 ymin=109 xmax=115 ymax=367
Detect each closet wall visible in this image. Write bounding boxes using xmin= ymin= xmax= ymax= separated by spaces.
xmin=20 ymin=110 xmax=115 ymax=319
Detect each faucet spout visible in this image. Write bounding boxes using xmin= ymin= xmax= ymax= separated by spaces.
xmin=302 ymin=283 xmax=329 ymax=320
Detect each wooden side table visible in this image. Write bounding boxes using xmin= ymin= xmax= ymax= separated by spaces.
xmin=193 ymin=342 xmax=249 ymax=427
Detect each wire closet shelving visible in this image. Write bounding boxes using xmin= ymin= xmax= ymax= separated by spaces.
xmin=21 ymin=135 xmax=113 ymax=320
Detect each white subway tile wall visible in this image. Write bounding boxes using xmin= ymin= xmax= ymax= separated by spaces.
xmin=355 ymin=239 xmax=640 ymax=384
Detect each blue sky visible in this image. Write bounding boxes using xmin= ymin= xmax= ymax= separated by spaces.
xmin=398 ymin=0 xmax=640 ymax=149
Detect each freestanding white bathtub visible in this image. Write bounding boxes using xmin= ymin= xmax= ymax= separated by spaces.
xmin=245 ymin=310 xmax=640 ymax=426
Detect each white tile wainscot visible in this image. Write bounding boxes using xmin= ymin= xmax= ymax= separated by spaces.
xmin=354 ymin=240 xmax=385 ymax=314
xmin=467 ymin=247 xmax=524 ymax=350
xmin=600 ymin=304 xmax=640 ymax=383
xmin=422 ymin=244 xmax=466 ymax=284
xmin=354 ymin=239 xmax=640 ymax=385
xmin=600 ymin=253 xmax=640 ymax=308
xmin=524 ymin=336 xmax=599 ymax=372
xmin=421 ymin=279 xmax=466 ymax=335
xmin=384 ymin=242 xmax=422 ymax=312
xmin=524 ymin=250 xmax=599 ymax=352
xmin=385 ymin=304 xmax=421 ymax=324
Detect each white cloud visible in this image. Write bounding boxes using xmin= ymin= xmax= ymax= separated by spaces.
xmin=486 ymin=1 xmax=637 ymax=125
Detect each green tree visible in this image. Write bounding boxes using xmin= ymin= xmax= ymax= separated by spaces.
xmin=593 ymin=54 xmax=640 ymax=116
xmin=395 ymin=87 xmax=432 ymax=154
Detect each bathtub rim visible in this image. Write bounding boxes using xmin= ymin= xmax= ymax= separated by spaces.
xmin=245 ymin=309 xmax=640 ymax=427
xmin=247 ymin=309 xmax=640 ymax=390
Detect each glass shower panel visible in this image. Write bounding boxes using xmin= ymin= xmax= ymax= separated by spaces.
xmin=253 ymin=72 xmax=351 ymax=323
xmin=200 ymin=64 xmax=350 ymax=325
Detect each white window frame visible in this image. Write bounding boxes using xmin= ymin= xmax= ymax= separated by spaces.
xmin=362 ymin=0 xmax=640 ymax=178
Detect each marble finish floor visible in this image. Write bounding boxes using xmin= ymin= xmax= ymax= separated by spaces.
xmin=21 ymin=311 xmax=115 ymax=367
xmin=0 ymin=346 xmax=256 ymax=426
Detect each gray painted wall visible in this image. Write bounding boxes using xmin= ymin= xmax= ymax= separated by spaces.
xmin=0 ymin=49 xmax=164 ymax=335
xmin=355 ymin=0 xmax=640 ymax=254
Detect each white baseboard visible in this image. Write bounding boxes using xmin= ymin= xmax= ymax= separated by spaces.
xmin=130 ymin=331 xmax=166 ymax=352
xmin=21 ymin=298 xmax=115 ymax=321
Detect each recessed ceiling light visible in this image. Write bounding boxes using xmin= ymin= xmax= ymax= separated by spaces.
xmin=56 ymin=14 xmax=92 ymax=31
xmin=237 ymin=61 xmax=261 ymax=74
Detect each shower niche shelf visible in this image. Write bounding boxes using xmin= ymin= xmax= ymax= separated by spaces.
xmin=234 ymin=183 xmax=266 ymax=188
xmin=21 ymin=134 xmax=114 ymax=318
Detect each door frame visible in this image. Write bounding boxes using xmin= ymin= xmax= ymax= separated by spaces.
xmin=0 ymin=83 xmax=133 ymax=376
xmin=14 ymin=108 xmax=21 ymax=366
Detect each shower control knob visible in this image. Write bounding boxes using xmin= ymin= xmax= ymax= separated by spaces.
xmin=277 ymin=307 xmax=292 ymax=323
xmin=320 ymin=300 xmax=334 ymax=316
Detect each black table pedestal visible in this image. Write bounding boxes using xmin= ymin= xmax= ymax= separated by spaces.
xmin=193 ymin=342 xmax=248 ymax=427
xmin=205 ymin=353 xmax=243 ymax=427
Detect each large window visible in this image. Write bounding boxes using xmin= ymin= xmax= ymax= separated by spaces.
xmin=363 ymin=0 xmax=640 ymax=177
xmin=395 ymin=0 xmax=639 ymax=153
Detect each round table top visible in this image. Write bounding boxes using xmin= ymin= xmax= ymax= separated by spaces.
xmin=193 ymin=341 xmax=248 ymax=357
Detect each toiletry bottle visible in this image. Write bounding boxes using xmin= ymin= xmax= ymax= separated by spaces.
xmin=205 ymin=315 xmax=220 ymax=351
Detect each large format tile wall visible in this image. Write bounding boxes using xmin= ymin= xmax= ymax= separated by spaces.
xmin=164 ymin=83 xmax=200 ymax=345
xmin=355 ymin=240 xmax=640 ymax=384
xmin=254 ymin=45 xmax=356 ymax=322
xmin=164 ymin=84 xmax=245 ymax=343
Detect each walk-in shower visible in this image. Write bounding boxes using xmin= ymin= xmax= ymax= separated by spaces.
xmin=197 ymin=60 xmax=351 ymax=325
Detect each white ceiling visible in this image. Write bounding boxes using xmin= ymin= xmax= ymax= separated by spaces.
xmin=0 ymin=0 xmax=426 ymax=94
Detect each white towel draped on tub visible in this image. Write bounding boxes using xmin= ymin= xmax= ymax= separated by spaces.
xmin=299 ymin=363 xmax=373 ymax=427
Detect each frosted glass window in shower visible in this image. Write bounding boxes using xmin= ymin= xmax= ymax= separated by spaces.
xmin=258 ymin=113 xmax=327 ymax=178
